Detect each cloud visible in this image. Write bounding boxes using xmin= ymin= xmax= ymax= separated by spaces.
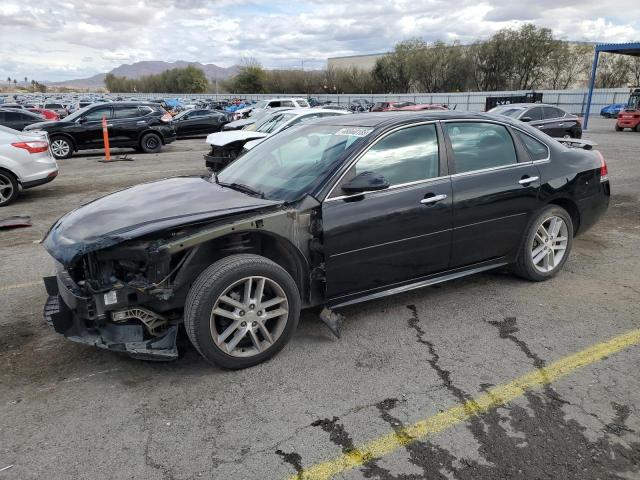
xmin=0 ymin=0 xmax=639 ymax=82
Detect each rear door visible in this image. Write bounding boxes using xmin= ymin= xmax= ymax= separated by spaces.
xmin=543 ymin=106 xmax=577 ymax=137
xmin=322 ymin=123 xmax=453 ymax=302
xmin=443 ymin=121 xmax=543 ymax=268
xmin=110 ymin=105 xmax=143 ymax=145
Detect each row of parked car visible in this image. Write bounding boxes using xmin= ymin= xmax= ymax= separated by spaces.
xmin=0 ymin=96 xmax=586 ymax=207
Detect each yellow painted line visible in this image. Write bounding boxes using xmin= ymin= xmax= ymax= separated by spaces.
xmin=293 ymin=328 xmax=640 ymax=480
xmin=0 ymin=281 xmax=41 ymax=292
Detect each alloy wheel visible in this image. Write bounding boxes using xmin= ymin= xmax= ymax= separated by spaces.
xmin=51 ymin=139 xmax=70 ymax=158
xmin=0 ymin=173 xmax=14 ymax=205
xmin=531 ymin=215 xmax=569 ymax=273
xmin=210 ymin=276 xmax=289 ymax=357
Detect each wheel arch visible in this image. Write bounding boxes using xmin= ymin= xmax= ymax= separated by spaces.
xmin=547 ymin=197 xmax=581 ymax=234
xmin=138 ymin=129 xmax=165 ymax=146
xmin=177 ymin=230 xmax=310 ymax=304
xmin=49 ymin=132 xmax=77 ymax=151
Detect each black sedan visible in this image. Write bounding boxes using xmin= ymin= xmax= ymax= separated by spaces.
xmin=172 ymin=109 xmax=229 ymax=138
xmin=24 ymin=101 xmax=176 ymax=159
xmin=42 ymin=112 xmax=609 ymax=368
xmin=0 ymin=108 xmax=45 ymax=130
xmin=488 ymin=103 xmax=582 ymax=138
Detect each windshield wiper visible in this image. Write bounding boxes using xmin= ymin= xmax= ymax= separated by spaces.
xmin=219 ymin=181 xmax=265 ymax=198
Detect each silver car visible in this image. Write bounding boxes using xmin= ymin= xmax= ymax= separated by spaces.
xmin=0 ymin=125 xmax=58 ymax=206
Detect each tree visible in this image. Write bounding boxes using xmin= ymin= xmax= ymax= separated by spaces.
xmin=227 ymin=60 xmax=266 ymax=93
xmin=24 ymin=76 xmax=28 ymax=84
xmin=506 ymin=24 xmax=558 ymax=89
xmin=545 ymin=43 xmax=592 ymax=89
xmin=105 ymin=66 xmax=208 ymax=93
xmin=6 ymin=77 xmax=10 ymax=82
xmin=629 ymin=56 xmax=640 ymax=87
xmin=596 ymin=53 xmax=631 ymax=88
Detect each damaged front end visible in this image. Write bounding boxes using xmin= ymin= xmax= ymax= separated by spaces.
xmin=43 ymin=241 xmax=186 ymax=360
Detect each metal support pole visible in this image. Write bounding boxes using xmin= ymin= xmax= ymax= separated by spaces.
xmin=583 ymin=49 xmax=599 ymax=131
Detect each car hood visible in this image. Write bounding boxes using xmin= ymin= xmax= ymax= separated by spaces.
xmin=224 ymin=118 xmax=256 ymax=129
xmin=43 ymin=176 xmax=283 ymax=265
xmin=24 ymin=120 xmax=70 ymax=130
xmin=205 ymin=130 xmax=268 ymax=147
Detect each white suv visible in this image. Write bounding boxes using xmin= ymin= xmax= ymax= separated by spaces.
xmin=0 ymin=125 xmax=58 ymax=206
xmin=235 ymin=97 xmax=310 ymax=119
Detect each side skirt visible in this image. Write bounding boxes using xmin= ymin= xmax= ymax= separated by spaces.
xmin=328 ymin=260 xmax=508 ymax=309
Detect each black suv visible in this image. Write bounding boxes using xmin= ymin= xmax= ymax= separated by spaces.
xmin=24 ymin=102 xmax=177 ymax=159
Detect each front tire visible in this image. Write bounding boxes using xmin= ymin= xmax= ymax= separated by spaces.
xmin=49 ymin=136 xmax=73 ymax=159
xmin=140 ymin=132 xmax=162 ymax=153
xmin=0 ymin=170 xmax=19 ymax=206
xmin=184 ymin=254 xmax=301 ymax=369
xmin=513 ymin=206 xmax=574 ymax=282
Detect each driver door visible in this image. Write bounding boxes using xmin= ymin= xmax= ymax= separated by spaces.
xmin=72 ymin=105 xmax=113 ymax=148
xmin=321 ymin=123 xmax=453 ymax=303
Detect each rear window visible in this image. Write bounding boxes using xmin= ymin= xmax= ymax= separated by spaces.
xmin=297 ymin=100 xmax=309 ymax=107
xmin=45 ymin=103 xmax=63 ymax=109
xmin=446 ymin=122 xmax=518 ymax=174
xmin=516 ymin=131 xmax=549 ymax=161
xmin=114 ymin=106 xmax=141 ymax=119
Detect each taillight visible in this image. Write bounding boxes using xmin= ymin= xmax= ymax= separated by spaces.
xmin=595 ymin=150 xmax=608 ymax=182
xmin=11 ymin=141 xmax=49 ymax=154
xmin=160 ymin=113 xmax=173 ymax=123
xmin=576 ymin=117 xmax=582 ymax=126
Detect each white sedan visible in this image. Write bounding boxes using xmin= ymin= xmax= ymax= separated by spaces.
xmin=204 ymin=108 xmax=350 ymax=171
xmin=0 ymin=125 xmax=58 ymax=206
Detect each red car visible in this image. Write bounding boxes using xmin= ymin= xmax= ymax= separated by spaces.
xmin=28 ymin=108 xmax=60 ymax=121
xmin=616 ymin=110 xmax=640 ymax=131
xmin=398 ymin=103 xmax=448 ymax=111
xmin=370 ymin=101 xmax=448 ymax=112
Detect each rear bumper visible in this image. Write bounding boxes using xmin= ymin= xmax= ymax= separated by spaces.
xmin=22 ymin=169 xmax=58 ymax=189
xmin=576 ymin=182 xmax=610 ymax=235
xmin=43 ymin=274 xmax=178 ymax=361
xmin=616 ymin=118 xmax=640 ymax=129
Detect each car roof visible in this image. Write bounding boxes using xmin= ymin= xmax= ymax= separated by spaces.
xmin=492 ymin=103 xmax=560 ymax=109
xmin=311 ymin=111 xmax=525 ymax=128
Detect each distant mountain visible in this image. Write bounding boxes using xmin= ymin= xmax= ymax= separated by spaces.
xmin=49 ymin=61 xmax=240 ymax=89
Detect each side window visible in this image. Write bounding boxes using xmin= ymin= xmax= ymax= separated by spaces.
xmin=138 ymin=106 xmax=154 ymax=116
xmin=281 ymin=100 xmax=295 ymax=107
xmin=524 ymin=107 xmax=543 ymax=121
xmin=114 ymin=106 xmax=141 ymax=119
xmin=515 ymin=131 xmax=549 ymax=161
xmin=544 ymin=106 xmax=564 ymax=119
xmin=446 ymin=122 xmax=518 ymax=174
xmin=354 ymin=124 xmax=439 ymax=186
xmin=84 ymin=107 xmax=112 ymax=121
xmin=267 ymin=101 xmax=281 ymax=108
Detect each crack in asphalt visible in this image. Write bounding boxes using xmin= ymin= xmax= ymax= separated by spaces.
xmin=275 ymin=308 xmax=640 ymax=480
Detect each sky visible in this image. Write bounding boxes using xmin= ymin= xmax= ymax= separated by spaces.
xmin=1 ymin=0 xmax=639 ymax=82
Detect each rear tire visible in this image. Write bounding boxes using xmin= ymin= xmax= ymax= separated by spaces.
xmin=0 ymin=170 xmax=19 ymax=207
xmin=615 ymin=124 xmax=623 ymax=132
xmin=49 ymin=136 xmax=73 ymax=159
xmin=184 ymin=254 xmax=301 ymax=369
xmin=635 ymin=124 xmax=640 ymax=132
xmin=140 ymin=132 xmax=162 ymax=153
xmin=513 ymin=206 xmax=573 ymax=282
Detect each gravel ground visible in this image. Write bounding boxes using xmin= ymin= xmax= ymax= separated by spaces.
xmin=0 ymin=118 xmax=639 ymax=479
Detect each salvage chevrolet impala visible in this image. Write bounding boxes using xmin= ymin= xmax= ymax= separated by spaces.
xmin=42 ymin=112 xmax=610 ymax=369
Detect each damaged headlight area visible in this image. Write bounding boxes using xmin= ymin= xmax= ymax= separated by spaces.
xmin=43 ymin=241 xmax=191 ymax=361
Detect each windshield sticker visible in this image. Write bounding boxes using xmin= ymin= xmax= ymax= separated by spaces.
xmin=335 ymin=127 xmax=373 ymax=137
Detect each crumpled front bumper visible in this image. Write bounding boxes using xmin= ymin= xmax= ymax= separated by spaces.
xmin=43 ymin=275 xmax=178 ymax=361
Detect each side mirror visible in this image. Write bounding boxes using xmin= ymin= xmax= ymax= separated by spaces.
xmin=76 ymin=117 xmax=87 ymax=124
xmin=520 ymin=116 xmax=533 ymax=122
xmin=342 ymin=171 xmax=390 ymax=194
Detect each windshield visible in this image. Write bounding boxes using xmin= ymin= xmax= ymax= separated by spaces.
xmin=254 ymin=113 xmax=297 ymax=133
xmin=627 ymin=95 xmax=640 ymax=110
xmin=489 ymin=106 xmax=525 ymax=118
xmin=253 ymin=100 xmax=268 ymax=109
xmin=217 ymin=124 xmax=372 ymax=201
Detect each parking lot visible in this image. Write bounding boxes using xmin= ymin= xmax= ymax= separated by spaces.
xmin=1 ymin=117 xmax=639 ymax=479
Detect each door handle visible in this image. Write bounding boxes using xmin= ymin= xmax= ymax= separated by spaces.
xmin=519 ymin=176 xmax=539 ymax=185
xmin=420 ymin=194 xmax=447 ymax=204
